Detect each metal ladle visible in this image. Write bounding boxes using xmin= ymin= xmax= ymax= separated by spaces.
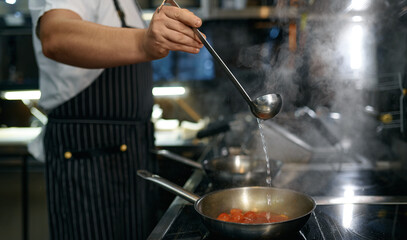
xmin=159 ymin=0 xmax=283 ymax=120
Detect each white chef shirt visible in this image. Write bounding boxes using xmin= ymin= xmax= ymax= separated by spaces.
xmin=29 ymin=0 xmax=146 ymax=111
xmin=28 ymin=0 xmax=147 ymax=161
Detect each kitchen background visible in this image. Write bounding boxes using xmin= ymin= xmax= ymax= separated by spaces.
xmin=1 ymin=0 xmax=407 ymax=239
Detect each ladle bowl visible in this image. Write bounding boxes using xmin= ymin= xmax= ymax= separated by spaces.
xmin=251 ymin=93 xmax=283 ymax=120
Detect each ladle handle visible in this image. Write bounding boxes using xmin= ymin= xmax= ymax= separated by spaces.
xmin=193 ymin=29 xmax=253 ymax=104
xmin=137 ymin=170 xmax=200 ymax=203
xmin=165 ymin=0 xmax=253 ymax=105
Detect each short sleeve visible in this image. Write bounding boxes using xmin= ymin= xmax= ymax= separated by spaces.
xmin=29 ymin=0 xmax=99 ymax=28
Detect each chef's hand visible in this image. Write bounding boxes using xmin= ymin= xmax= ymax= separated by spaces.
xmin=142 ymin=6 xmax=204 ymax=60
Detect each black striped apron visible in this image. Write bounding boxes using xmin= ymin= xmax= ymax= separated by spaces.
xmin=43 ymin=63 xmax=157 ymax=240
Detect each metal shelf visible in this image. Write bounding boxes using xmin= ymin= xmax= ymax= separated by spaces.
xmin=200 ymin=6 xmax=299 ymax=20
xmin=143 ymin=6 xmax=375 ymax=23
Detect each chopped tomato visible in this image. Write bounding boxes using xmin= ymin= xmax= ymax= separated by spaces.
xmin=230 ymin=212 xmax=244 ymax=222
xmin=230 ymin=208 xmax=243 ymax=215
xmin=217 ymin=213 xmax=231 ymax=222
xmin=216 ymin=208 xmax=289 ymax=224
xmin=268 ymin=214 xmax=289 ymax=223
xmin=254 ymin=216 xmax=268 ymax=224
xmin=243 ymin=211 xmax=256 ymax=221
xmin=257 ymin=211 xmax=268 ymax=218
xmin=240 ymin=218 xmax=252 ymax=224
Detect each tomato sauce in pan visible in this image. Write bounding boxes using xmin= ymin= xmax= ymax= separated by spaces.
xmin=216 ymin=208 xmax=289 ymax=224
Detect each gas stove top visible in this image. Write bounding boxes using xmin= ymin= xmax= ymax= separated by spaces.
xmin=150 ymin=168 xmax=407 ymax=240
xmin=162 ymin=203 xmax=407 ymax=240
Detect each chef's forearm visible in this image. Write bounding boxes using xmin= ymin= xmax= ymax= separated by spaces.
xmin=38 ymin=9 xmax=152 ymax=69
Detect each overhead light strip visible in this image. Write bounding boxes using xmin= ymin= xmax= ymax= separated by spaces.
xmin=152 ymin=87 xmax=186 ymax=97
xmin=1 ymin=90 xmax=41 ymax=100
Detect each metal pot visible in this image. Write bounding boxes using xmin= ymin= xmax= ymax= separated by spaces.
xmin=153 ymin=149 xmax=281 ymax=187
xmin=137 ymin=170 xmax=316 ymax=240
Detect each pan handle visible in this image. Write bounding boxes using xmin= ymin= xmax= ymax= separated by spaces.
xmin=152 ymin=149 xmax=203 ymax=170
xmin=137 ymin=170 xmax=200 ymax=203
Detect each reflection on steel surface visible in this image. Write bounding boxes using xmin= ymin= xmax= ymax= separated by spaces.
xmin=314 ymin=195 xmax=407 ymax=205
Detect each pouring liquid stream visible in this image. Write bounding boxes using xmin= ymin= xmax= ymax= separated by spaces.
xmin=257 ymin=119 xmax=273 ymax=207
xmin=257 ymin=119 xmax=273 ymax=187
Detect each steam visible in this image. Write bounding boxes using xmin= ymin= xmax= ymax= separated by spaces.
xmin=197 ymin=0 xmax=407 ymax=172
xmin=233 ymin=1 xmax=407 ymax=167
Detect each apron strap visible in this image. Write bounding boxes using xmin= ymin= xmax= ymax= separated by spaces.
xmin=113 ymin=0 xmax=130 ymax=28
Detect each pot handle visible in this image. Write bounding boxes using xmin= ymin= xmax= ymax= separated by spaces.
xmin=152 ymin=149 xmax=203 ymax=170
xmin=196 ymin=120 xmax=230 ymax=139
xmin=137 ymin=170 xmax=201 ymax=203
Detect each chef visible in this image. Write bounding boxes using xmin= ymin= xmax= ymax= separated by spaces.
xmin=28 ymin=0 xmax=203 ymax=239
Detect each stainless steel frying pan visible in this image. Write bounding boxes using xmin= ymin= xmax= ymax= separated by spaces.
xmin=138 ymin=170 xmax=316 ymax=239
xmin=153 ymin=149 xmax=281 ymax=187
